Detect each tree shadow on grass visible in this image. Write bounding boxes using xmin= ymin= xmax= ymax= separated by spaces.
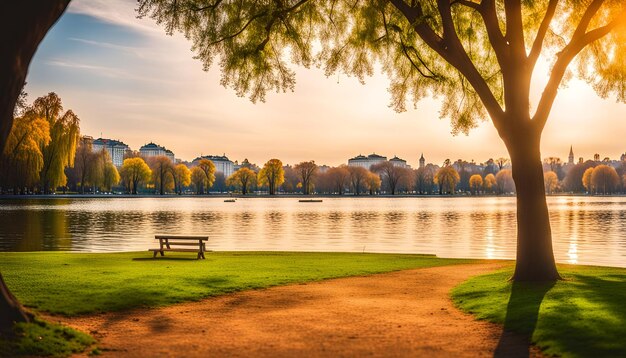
xmin=494 ymin=281 xmax=555 ymax=358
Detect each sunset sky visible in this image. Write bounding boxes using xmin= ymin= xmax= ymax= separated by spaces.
xmin=24 ymin=0 xmax=626 ymax=167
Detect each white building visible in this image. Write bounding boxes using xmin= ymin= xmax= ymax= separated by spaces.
xmin=139 ymin=142 xmax=175 ymax=162
xmin=192 ymin=154 xmax=234 ymax=178
xmin=389 ymin=156 xmax=410 ymax=168
xmin=348 ymin=153 xmax=387 ymax=170
xmin=92 ymin=138 xmax=130 ymax=167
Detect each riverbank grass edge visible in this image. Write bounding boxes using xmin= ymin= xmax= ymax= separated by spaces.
xmin=452 ymin=265 xmax=626 ymax=357
xmin=0 ymin=251 xmax=475 ymax=316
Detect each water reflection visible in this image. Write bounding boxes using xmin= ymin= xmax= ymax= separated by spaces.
xmin=0 ymin=197 xmax=625 ymax=267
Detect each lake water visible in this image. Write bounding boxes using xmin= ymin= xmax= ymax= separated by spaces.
xmin=0 ymin=196 xmax=625 ymax=267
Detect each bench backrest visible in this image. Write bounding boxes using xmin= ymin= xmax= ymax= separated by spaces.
xmin=155 ymin=235 xmax=208 ymax=241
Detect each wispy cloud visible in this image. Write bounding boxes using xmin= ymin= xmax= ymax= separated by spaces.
xmin=68 ymin=37 xmax=147 ymax=58
xmin=46 ymin=59 xmax=174 ymax=85
xmin=67 ymin=0 xmax=163 ymax=36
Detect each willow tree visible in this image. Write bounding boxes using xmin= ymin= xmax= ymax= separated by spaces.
xmin=33 ymin=93 xmax=80 ymax=194
xmin=139 ymin=0 xmax=626 ymax=281
xmin=148 ymin=156 xmax=175 ymax=195
xmin=1 ymin=111 xmax=50 ymax=193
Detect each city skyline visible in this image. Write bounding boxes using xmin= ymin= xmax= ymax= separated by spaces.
xmin=85 ymin=133 xmax=622 ymax=170
xmin=23 ymin=0 xmax=626 ymax=167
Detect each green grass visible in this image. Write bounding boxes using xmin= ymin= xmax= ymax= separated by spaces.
xmin=0 ymin=319 xmax=94 ymax=357
xmin=451 ymin=265 xmax=626 ymax=358
xmin=0 ymin=251 xmax=473 ymax=316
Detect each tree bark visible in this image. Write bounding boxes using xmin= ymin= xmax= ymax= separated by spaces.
xmin=507 ymin=131 xmax=561 ymax=281
xmin=0 ymin=273 xmax=31 ymax=331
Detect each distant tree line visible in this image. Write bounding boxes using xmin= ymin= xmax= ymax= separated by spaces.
xmin=2 ymin=94 xmax=624 ymax=196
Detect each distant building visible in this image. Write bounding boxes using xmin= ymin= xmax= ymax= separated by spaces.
xmin=318 ymin=165 xmax=330 ymax=173
xmin=389 ymin=156 xmax=409 ymax=168
xmin=192 ymin=154 xmax=234 ymax=178
xmin=621 ymin=153 xmax=626 ymax=162
xmin=92 ymin=137 xmax=130 ymax=167
xmin=233 ymin=158 xmax=260 ymax=173
xmin=419 ymin=153 xmax=425 ymax=169
xmin=348 ymin=153 xmax=387 ymax=170
xmin=139 ymin=142 xmax=175 ymax=162
xmin=568 ymin=145 xmax=574 ymax=165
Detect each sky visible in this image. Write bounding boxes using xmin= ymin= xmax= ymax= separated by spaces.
xmin=23 ymin=0 xmax=626 ymax=167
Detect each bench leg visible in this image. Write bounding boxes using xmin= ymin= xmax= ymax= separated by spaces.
xmin=153 ymin=251 xmax=157 ymax=258
xmin=201 ymin=251 xmax=205 ymax=259
xmin=160 ymin=250 xmax=164 ymax=256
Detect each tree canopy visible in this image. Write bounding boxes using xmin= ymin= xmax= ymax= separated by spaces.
xmin=138 ymin=0 xmax=626 ymax=134
xmin=258 ymin=158 xmax=285 ymax=195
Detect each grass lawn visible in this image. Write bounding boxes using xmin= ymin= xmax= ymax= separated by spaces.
xmin=0 ymin=319 xmax=94 ymax=357
xmin=452 ymin=264 xmax=626 ymax=358
xmin=0 ymin=251 xmax=474 ymax=316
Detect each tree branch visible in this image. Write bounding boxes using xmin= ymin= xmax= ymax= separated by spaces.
xmin=504 ymin=0 xmax=525 ymax=58
xmin=451 ymin=0 xmax=479 ymax=11
xmin=533 ymin=7 xmax=626 ymax=131
xmin=188 ymin=0 xmax=223 ymax=12
xmin=208 ymin=11 xmax=269 ymax=47
xmin=572 ymin=0 xmax=605 ymax=40
xmin=528 ymin=0 xmax=558 ymax=69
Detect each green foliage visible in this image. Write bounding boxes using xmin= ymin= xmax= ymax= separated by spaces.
xmin=452 ymin=265 xmax=626 ymax=357
xmin=0 ymin=318 xmax=94 ymax=357
xmin=0 ymin=251 xmax=472 ymax=316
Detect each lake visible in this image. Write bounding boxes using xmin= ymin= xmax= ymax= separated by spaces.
xmin=0 ymin=196 xmax=625 ymax=267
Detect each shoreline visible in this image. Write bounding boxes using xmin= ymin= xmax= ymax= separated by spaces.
xmin=1 ymin=193 xmax=622 ymax=199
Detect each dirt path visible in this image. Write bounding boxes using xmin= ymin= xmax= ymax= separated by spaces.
xmin=47 ymin=262 xmax=539 ymax=357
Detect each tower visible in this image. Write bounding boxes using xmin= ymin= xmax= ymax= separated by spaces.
xmin=419 ymin=153 xmax=425 ymax=169
xmin=568 ymin=145 xmax=574 ymax=165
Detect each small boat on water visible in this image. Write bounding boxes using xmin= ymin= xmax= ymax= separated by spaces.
xmin=224 ymin=199 xmax=236 ymax=202
xmin=299 ymin=199 xmax=323 ymax=203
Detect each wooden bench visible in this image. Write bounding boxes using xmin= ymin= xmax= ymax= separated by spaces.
xmin=149 ymin=235 xmax=209 ymax=259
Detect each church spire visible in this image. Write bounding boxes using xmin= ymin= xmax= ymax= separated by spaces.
xmin=568 ymin=145 xmax=574 ymax=164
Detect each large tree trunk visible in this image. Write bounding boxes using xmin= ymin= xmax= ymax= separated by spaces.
xmin=0 ymin=0 xmax=70 ymax=331
xmin=0 ymin=1 xmax=70 ymax=151
xmin=0 ymin=273 xmax=32 ymax=331
xmin=507 ymin=132 xmax=561 ymax=282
